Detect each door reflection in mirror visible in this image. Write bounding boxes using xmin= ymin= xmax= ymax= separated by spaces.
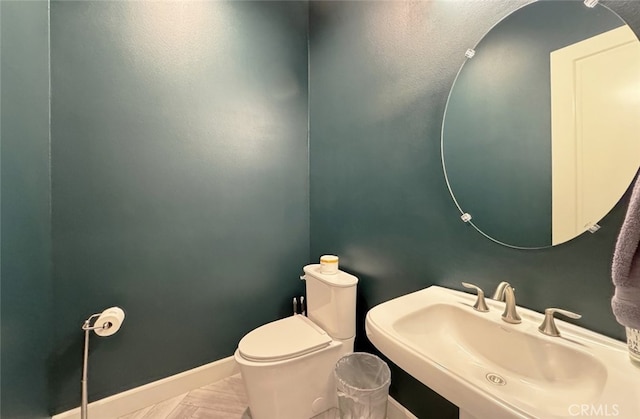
xmin=551 ymin=25 xmax=640 ymax=245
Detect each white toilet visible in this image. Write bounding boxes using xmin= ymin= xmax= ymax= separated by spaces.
xmin=234 ymin=264 xmax=358 ymax=419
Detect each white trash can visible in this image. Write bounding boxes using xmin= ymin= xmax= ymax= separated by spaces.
xmin=334 ymin=352 xmax=391 ymax=419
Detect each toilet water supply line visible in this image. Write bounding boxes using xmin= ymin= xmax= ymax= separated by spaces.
xmin=81 ymin=307 xmax=125 ymax=419
xmin=293 ymin=296 xmax=305 ymax=315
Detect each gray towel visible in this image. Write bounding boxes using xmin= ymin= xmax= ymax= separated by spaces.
xmin=612 ymin=175 xmax=640 ymax=330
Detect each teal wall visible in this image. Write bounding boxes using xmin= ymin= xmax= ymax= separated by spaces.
xmin=48 ymin=0 xmax=308 ymax=414
xmin=309 ymin=0 xmax=640 ymax=417
xmin=0 ymin=1 xmax=52 ymax=418
xmin=3 ymin=0 xmax=640 ymax=417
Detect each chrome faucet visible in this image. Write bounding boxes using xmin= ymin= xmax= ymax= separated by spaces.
xmin=492 ymin=281 xmax=510 ymax=300
xmin=492 ymin=282 xmax=521 ymax=324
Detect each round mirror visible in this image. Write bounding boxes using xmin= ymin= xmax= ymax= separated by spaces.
xmin=442 ymin=0 xmax=640 ymax=249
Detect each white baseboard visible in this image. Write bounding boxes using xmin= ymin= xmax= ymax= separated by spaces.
xmin=51 ymin=356 xmax=239 ymax=419
xmin=51 ymin=354 xmax=417 ymax=419
xmin=388 ymin=396 xmax=419 ymax=419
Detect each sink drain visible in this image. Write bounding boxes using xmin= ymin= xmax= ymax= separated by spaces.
xmin=486 ymin=373 xmax=506 ymax=386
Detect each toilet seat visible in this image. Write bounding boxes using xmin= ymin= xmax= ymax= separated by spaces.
xmin=238 ymin=315 xmax=332 ymax=362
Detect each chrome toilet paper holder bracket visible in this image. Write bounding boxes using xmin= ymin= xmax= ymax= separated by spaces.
xmin=82 ymin=313 xmax=113 ymax=332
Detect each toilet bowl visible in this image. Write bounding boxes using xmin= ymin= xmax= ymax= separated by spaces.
xmin=234 ymin=264 xmax=358 ymax=419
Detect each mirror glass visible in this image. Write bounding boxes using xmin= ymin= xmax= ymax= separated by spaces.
xmin=442 ymin=1 xmax=640 ymax=249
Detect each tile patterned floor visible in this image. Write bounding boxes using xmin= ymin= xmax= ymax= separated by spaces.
xmin=118 ymin=374 xmax=338 ymax=419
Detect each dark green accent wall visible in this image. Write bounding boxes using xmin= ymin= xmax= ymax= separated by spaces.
xmin=49 ymin=1 xmax=308 ymax=414
xmin=3 ymin=0 xmax=640 ymax=417
xmin=309 ymin=0 xmax=640 ymax=417
xmin=0 ymin=1 xmax=52 ymax=418
xmin=443 ymin=1 xmax=623 ymax=248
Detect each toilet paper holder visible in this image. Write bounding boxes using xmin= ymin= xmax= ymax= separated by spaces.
xmin=80 ymin=307 xmax=125 ymax=419
xmin=82 ymin=306 xmax=125 ymax=335
xmin=82 ymin=313 xmax=111 ymax=332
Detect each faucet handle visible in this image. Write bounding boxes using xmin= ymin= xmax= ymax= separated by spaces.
xmin=461 ymin=282 xmax=489 ymax=312
xmin=538 ymin=308 xmax=582 ymax=337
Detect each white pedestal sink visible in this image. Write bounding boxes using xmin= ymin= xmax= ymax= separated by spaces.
xmin=365 ymin=286 xmax=640 ymax=419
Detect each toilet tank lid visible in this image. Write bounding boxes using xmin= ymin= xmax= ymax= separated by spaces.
xmin=238 ymin=315 xmax=331 ymax=362
xmin=303 ymin=264 xmax=358 ymax=288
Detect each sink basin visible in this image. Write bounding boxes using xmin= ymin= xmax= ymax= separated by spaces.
xmin=366 ymin=286 xmax=640 ymax=419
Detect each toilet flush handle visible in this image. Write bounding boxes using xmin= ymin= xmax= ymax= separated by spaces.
xmin=300 ymin=274 xmax=306 ymax=281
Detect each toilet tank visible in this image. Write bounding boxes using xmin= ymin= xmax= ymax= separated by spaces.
xmin=303 ymin=264 xmax=358 ymax=340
